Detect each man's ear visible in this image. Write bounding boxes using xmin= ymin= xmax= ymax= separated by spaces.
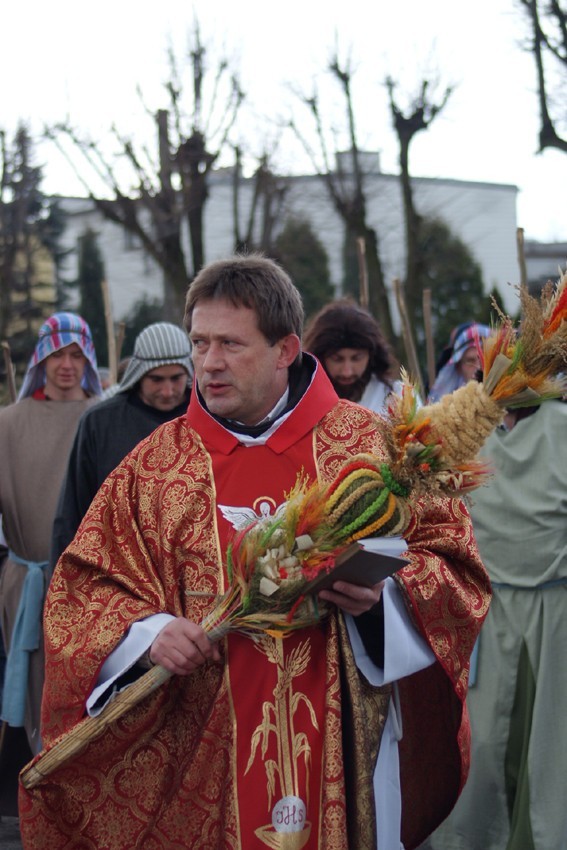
xmin=276 ymin=334 xmax=301 ymax=368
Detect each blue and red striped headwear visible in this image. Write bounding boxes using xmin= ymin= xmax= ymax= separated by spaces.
xmin=428 ymin=323 xmax=491 ymax=402
xmin=18 ymin=312 xmax=102 ymax=400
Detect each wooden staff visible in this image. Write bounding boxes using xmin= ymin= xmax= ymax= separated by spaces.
xmin=101 ymin=279 xmax=117 ymax=385
xmin=1 ymin=341 xmax=17 ymax=403
xmin=115 ymin=321 xmax=126 ymax=367
xmin=516 ymin=227 xmax=528 ymax=288
xmin=20 ymin=664 xmax=172 ymax=789
xmin=393 ymin=277 xmax=423 ymax=397
xmin=356 ymin=237 xmax=369 ymax=310
xmin=422 ymin=288 xmax=436 ymax=392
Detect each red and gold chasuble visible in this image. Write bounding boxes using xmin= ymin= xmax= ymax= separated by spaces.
xmin=18 ymin=362 xmax=490 ymax=850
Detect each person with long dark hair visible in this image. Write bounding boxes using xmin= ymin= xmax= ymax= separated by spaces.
xmin=303 ymin=298 xmax=399 ymax=413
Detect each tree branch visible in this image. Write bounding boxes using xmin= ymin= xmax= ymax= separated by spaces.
xmin=519 ymin=0 xmax=567 ymax=152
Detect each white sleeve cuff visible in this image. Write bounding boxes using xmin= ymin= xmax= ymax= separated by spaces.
xmin=346 ymin=576 xmax=435 ymax=686
xmin=86 ymin=613 xmax=175 ymax=716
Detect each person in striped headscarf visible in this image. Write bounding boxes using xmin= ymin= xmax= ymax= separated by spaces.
xmin=16 ymin=311 xmax=102 ymax=401
xmin=0 ymin=312 xmax=101 ymax=801
xmin=51 ymin=322 xmax=193 ymax=570
xmin=428 ymin=323 xmax=491 ymax=403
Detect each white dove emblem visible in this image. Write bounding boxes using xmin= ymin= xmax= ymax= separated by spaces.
xmin=218 ymin=499 xmax=287 ymax=531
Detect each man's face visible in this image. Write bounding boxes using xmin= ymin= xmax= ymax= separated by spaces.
xmin=190 ymin=299 xmax=300 ymax=425
xmin=44 ymin=343 xmax=87 ymax=399
xmin=323 ymin=347 xmax=370 ymax=400
xmin=138 ymin=365 xmax=189 ymax=411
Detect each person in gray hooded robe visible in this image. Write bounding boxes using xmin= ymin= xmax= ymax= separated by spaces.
xmin=51 ymin=322 xmax=193 ymax=569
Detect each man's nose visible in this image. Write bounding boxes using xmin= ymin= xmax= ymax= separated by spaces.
xmin=202 ymin=344 xmax=224 ymax=371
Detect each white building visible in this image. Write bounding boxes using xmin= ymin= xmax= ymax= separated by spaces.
xmin=524 ymin=239 xmax=567 ymax=290
xmin=55 ymin=161 xmax=520 ymax=321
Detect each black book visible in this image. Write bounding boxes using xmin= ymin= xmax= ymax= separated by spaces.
xmin=304 ymin=538 xmax=409 ymax=594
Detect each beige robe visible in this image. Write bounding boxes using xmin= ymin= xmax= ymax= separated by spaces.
xmin=0 ymin=397 xmax=96 ymax=752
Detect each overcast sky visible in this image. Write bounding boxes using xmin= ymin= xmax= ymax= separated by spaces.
xmin=4 ymin=0 xmax=567 ymax=244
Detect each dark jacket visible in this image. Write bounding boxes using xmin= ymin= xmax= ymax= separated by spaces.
xmin=50 ymin=388 xmax=190 ymax=571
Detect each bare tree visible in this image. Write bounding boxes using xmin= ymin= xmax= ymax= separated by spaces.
xmin=519 ymin=0 xmax=567 ymax=153
xmin=386 ymin=76 xmax=453 ymax=328
xmin=290 ymin=55 xmax=395 ymax=343
xmin=232 ymin=149 xmax=289 ymax=253
xmin=47 ymin=25 xmax=244 ymax=320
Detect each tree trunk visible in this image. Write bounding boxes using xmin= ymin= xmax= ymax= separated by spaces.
xmin=341 ymin=211 xmax=395 ymax=345
xmin=364 ymin=226 xmax=395 ymax=344
xmin=159 ymin=232 xmax=191 ymax=321
xmin=186 ymin=168 xmax=208 ymax=276
xmin=399 ymin=137 xmax=423 ymax=327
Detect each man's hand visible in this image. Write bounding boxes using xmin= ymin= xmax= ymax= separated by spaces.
xmin=149 ymin=617 xmax=222 ymax=675
xmin=318 ymin=580 xmax=384 ymax=617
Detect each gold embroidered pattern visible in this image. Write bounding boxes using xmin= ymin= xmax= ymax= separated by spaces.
xmin=246 ymin=636 xmax=317 ymax=849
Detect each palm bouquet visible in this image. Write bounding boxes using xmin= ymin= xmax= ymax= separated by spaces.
xmin=202 ymin=276 xmax=567 ymax=640
xmin=21 ymin=277 xmax=567 ymax=789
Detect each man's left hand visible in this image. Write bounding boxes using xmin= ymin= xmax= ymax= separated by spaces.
xmin=318 ymin=580 xmax=384 ymax=617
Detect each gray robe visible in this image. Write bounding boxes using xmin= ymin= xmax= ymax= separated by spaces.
xmin=428 ymin=400 xmax=567 ymax=850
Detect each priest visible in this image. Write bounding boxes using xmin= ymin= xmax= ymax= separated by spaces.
xmin=19 ymin=255 xmax=490 ymax=850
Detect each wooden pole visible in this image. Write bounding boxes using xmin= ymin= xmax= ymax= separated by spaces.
xmin=356 ymin=237 xmax=369 ymax=310
xmin=422 ymin=288 xmax=436 ymax=392
xmin=20 ymin=664 xmax=173 ymax=789
xmin=516 ymin=227 xmax=528 ymax=288
xmin=393 ymin=277 xmax=423 ymax=397
xmin=115 ymin=322 xmax=126 ymax=369
xmin=101 ymin=279 xmax=117 ymax=385
xmin=1 ymin=341 xmax=17 ymax=403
